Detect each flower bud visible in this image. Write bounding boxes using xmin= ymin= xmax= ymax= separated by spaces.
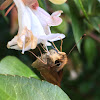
xmin=49 ymin=0 xmax=67 ymax=5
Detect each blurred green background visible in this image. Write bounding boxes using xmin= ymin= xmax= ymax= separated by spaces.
xmin=0 ymin=0 xmax=100 ymax=100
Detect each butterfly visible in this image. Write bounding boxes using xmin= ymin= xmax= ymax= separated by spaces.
xmin=31 ymin=34 xmax=86 ymax=87
xmin=31 ymin=41 xmax=67 ymax=87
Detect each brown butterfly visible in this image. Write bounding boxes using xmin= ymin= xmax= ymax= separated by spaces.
xmin=31 ymin=42 xmax=67 ymax=87
xmin=31 ymin=34 xmax=86 ymax=87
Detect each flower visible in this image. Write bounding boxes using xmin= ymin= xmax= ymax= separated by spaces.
xmin=7 ymin=0 xmax=38 ymax=54
xmin=49 ymin=0 xmax=67 ymax=5
xmin=7 ymin=0 xmax=65 ymax=54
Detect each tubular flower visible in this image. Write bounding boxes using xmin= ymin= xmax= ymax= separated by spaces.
xmin=7 ymin=0 xmax=65 ymax=53
xmin=7 ymin=0 xmax=38 ymax=54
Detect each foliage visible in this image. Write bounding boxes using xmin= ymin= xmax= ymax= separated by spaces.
xmin=0 ymin=0 xmax=100 ymax=100
xmin=0 ymin=56 xmax=70 ymax=100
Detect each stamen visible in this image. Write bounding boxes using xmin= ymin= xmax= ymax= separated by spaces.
xmin=5 ymin=3 xmax=15 ymax=16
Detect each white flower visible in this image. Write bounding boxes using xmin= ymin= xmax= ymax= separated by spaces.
xmin=7 ymin=0 xmax=65 ymax=54
xmin=7 ymin=0 xmax=38 ymax=54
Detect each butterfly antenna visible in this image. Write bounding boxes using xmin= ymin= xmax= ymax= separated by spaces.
xmin=5 ymin=3 xmax=15 ymax=16
xmin=52 ymin=42 xmax=59 ymax=52
xmin=68 ymin=34 xmax=86 ymax=56
xmin=28 ymin=51 xmax=47 ymax=64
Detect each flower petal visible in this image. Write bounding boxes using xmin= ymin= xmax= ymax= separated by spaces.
xmin=22 ymin=0 xmax=39 ymax=10
xmin=48 ymin=16 xmax=62 ymax=26
xmin=33 ymin=7 xmax=63 ymax=26
xmin=32 ymin=7 xmax=63 ymax=34
xmin=51 ymin=10 xmax=63 ymax=17
xmin=7 ymin=26 xmax=38 ymax=53
xmin=8 ymin=45 xmax=21 ymax=50
xmin=13 ymin=0 xmax=32 ymax=34
xmin=26 ymin=7 xmax=46 ymax=37
xmin=39 ymin=33 xmax=65 ymax=42
xmin=17 ymin=27 xmax=38 ymax=53
xmin=7 ymin=35 xmax=18 ymax=48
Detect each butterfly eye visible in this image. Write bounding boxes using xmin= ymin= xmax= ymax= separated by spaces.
xmin=55 ymin=60 xmax=61 ymax=67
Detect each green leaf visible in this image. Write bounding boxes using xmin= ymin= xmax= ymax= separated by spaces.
xmin=89 ymin=16 xmax=100 ymax=32
xmin=79 ymin=82 xmax=93 ymax=94
xmin=84 ymin=37 xmax=97 ymax=68
xmin=0 ymin=56 xmax=39 ymax=79
xmin=51 ymin=18 xmax=68 ymax=34
xmin=38 ymin=0 xmax=47 ymax=10
xmin=0 ymin=74 xmax=70 ymax=100
xmin=68 ymin=0 xmax=84 ymax=52
xmin=78 ymin=0 xmax=89 ymax=20
xmin=0 ymin=10 xmax=9 ymax=23
xmin=75 ymin=0 xmax=100 ymax=32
